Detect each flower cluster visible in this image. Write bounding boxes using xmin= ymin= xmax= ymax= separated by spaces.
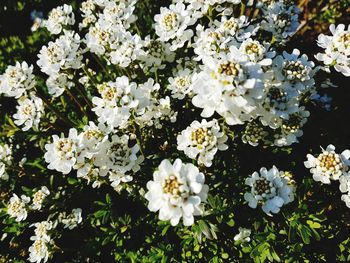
xmin=304 ymin=144 xmax=350 ymax=184
xmin=28 ymin=221 xmax=53 ymax=263
xmin=44 ymin=125 xmax=144 ymax=191
xmin=7 ymin=194 xmax=30 ymax=222
xmin=145 ymin=159 xmax=209 ymax=226
xmin=244 ymin=166 xmax=295 ymax=215
xmin=43 ymin=4 xmax=75 ymax=35
xmin=177 ymin=119 xmax=228 ymax=167
xmin=316 ymin=24 xmax=350 ymax=76
xmin=0 ymin=143 xmax=12 ymax=180
xmin=0 ymin=61 xmax=44 ymax=131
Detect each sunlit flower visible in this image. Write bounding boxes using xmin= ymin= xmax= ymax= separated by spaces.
xmin=7 ymin=194 xmax=30 ymax=222
xmin=145 ymin=159 xmax=208 ymax=226
xmin=304 ymin=144 xmax=350 ymax=184
xmin=177 ymin=119 xmax=228 ymax=167
xmin=244 ymin=166 xmax=294 ymax=215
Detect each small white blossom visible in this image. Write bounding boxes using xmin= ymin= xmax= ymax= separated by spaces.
xmin=167 ymin=68 xmax=196 ymax=100
xmin=177 ymin=119 xmax=228 ymax=167
xmin=244 ymin=166 xmax=294 ymax=215
xmin=37 ymin=31 xmax=83 ymax=76
xmin=145 ymin=159 xmax=209 ymax=226
xmin=0 ymin=61 xmax=36 ymax=98
xmin=7 ymin=194 xmax=30 ymax=222
xmin=0 ymin=144 xmax=12 ymax=180
xmin=31 ymin=221 xmax=53 ymax=242
xmin=44 ymin=129 xmax=78 ymax=174
xmin=304 ymin=144 xmax=350 ymax=184
xmin=316 ymin=24 xmax=350 ymax=76
xmin=28 ymin=239 xmax=50 ymax=263
xmin=154 ymin=3 xmax=194 ymax=51
xmin=13 ymin=95 xmax=44 ymax=131
xmin=59 ymin=208 xmax=83 ymax=230
xmin=43 ymin=4 xmax=75 ymax=35
xmin=31 ymin=187 xmax=50 ymax=210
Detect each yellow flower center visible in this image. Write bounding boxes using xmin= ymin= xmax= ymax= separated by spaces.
xmin=317 ymin=152 xmax=343 ymax=172
xmin=218 ymin=62 xmax=241 ymax=76
xmin=163 ymin=175 xmax=182 ymax=195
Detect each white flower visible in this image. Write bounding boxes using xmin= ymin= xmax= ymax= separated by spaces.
xmin=315 ymin=24 xmax=350 ymax=76
xmin=44 ymin=128 xmax=78 ymax=174
xmin=31 ymin=187 xmax=50 ymax=210
xmin=339 ymin=172 xmax=350 ymax=208
xmin=7 ymin=194 xmax=30 ymax=222
xmin=167 ymin=68 xmax=196 ymax=100
xmin=59 ymin=208 xmax=82 ymax=230
xmin=154 ymin=3 xmax=194 ymax=50
xmin=234 ymin=227 xmax=251 ymax=243
xmin=239 ymin=38 xmax=274 ymax=65
xmin=244 ymin=166 xmax=294 ymax=215
xmin=43 ymin=4 xmax=75 ymax=35
xmin=192 ymin=46 xmax=264 ymax=125
xmin=0 ymin=144 xmax=12 ymax=180
xmin=28 ymin=238 xmax=50 ymax=263
xmin=140 ymin=37 xmax=175 ymax=72
xmin=145 ymin=159 xmax=208 ymax=226
xmin=272 ymin=49 xmax=316 ymax=92
xmin=0 ymin=61 xmax=36 ymax=98
xmin=13 ymin=94 xmax=44 ymax=131
xmin=304 ymin=144 xmax=350 ymax=184
xmin=241 ymin=121 xmax=268 ymax=146
xmin=92 ymin=76 xmax=137 ymax=129
xmin=31 ymin=221 xmax=53 ymax=242
xmin=37 ymin=30 xmax=82 ymax=76
xmin=109 ymin=32 xmax=145 ymax=68
xmin=92 ymin=77 xmax=175 ymax=130
xmin=260 ymin=2 xmax=300 ymax=42
xmin=46 ymin=73 xmax=74 ymax=97
xmin=94 ymin=134 xmax=143 ymax=177
xmin=177 ymin=119 xmax=228 ymax=167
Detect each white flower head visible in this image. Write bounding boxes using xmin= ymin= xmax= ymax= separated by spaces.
xmin=59 ymin=208 xmax=83 ymax=230
xmin=145 ymin=159 xmax=209 ymax=226
xmin=44 ymin=128 xmax=78 ymax=174
xmin=0 ymin=61 xmax=36 ymax=98
xmin=31 ymin=186 xmax=50 ymax=210
xmin=192 ymin=46 xmax=264 ymax=125
xmin=260 ymin=2 xmax=300 ymax=42
xmin=43 ymin=4 xmax=75 ymax=35
xmin=46 ymin=73 xmax=75 ymax=97
xmin=154 ymin=3 xmax=194 ymax=50
xmin=94 ymin=134 xmax=143 ymax=178
xmin=339 ymin=172 xmax=350 ymax=208
xmin=37 ymin=30 xmax=82 ymax=76
xmin=177 ymin=119 xmax=228 ymax=167
xmin=315 ymin=24 xmax=350 ymax=76
xmin=304 ymin=144 xmax=350 ymax=184
xmin=244 ymin=166 xmax=295 ymax=216
xmin=167 ymin=68 xmax=196 ymax=100
xmin=31 ymin=221 xmax=53 ymax=242
xmin=7 ymin=194 xmax=30 ymax=222
xmin=13 ymin=94 xmax=44 ymax=131
xmin=28 ymin=238 xmax=50 ymax=263
xmin=92 ymin=76 xmax=137 ymax=129
xmin=0 ymin=144 xmax=12 ymax=180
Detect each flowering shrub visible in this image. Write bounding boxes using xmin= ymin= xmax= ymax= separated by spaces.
xmin=1 ymin=0 xmax=350 ymax=262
